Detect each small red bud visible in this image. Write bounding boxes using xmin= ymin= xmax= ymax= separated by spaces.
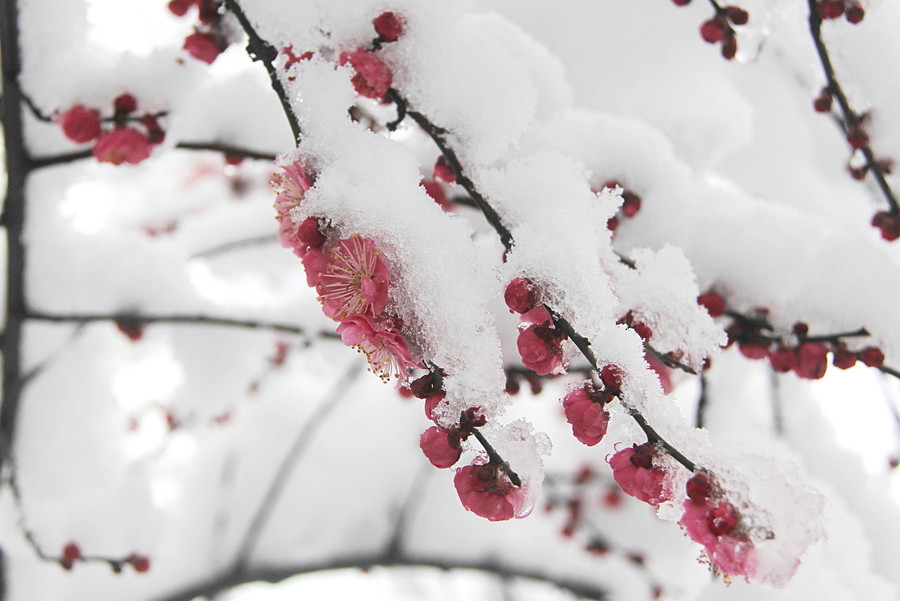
xmin=845 ymin=2 xmax=864 ymax=23
xmin=769 ymin=346 xmax=798 ymax=373
xmin=872 ymin=211 xmax=900 ymax=241
xmin=167 ymin=0 xmax=190 ymax=16
xmin=700 ymin=19 xmax=726 ymax=44
xmin=433 ymin=155 xmax=456 ymax=184
xmin=114 ymin=93 xmax=137 ymax=115
xmin=847 ymin=123 xmax=869 ymax=149
xmin=621 ymin=190 xmax=642 ymax=217
xmin=126 ymin=553 xmax=151 ymax=573
xmin=672 ymin=0 xmax=691 ymax=5
xmin=373 ymin=11 xmax=405 ymax=42
xmin=818 ymin=0 xmax=846 ymax=19
xmin=697 ymin=292 xmax=726 ymax=318
xmin=297 ymin=217 xmax=325 ymax=248
xmin=721 ymin=34 xmax=738 ymax=60
xmin=858 ymin=346 xmax=885 ymax=368
xmin=814 ymin=89 xmax=833 ymax=113
xmin=832 ymin=346 xmax=857 ymax=369
xmin=725 ymin=6 xmax=749 ymax=25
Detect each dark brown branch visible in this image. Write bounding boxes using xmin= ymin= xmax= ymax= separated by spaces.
xmin=26 ymin=310 xmax=340 ymax=340
xmin=389 ymin=97 xmax=699 ymax=472
xmin=175 ymin=141 xmax=277 ymax=161
xmin=1 ymin=0 xmax=29 ymax=492
xmin=222 ymin=0 xmax=302 ymax=144
xmin=463 ymin=415 xmax=522 ymax=487
xmin=389 ymin=90 xmax=515 ymax=252
xmin=695 ymin=374 xmax=708 ymax=429
xmin=150 ymin=555 xmax=607 ymax=601
xmin=807 ymin=0 xmax=899 ymax=214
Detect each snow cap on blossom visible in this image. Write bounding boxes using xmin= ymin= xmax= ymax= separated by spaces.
xmin=57 ymin=105 xmax=101 ymax=144
xmin=339 ymin=49 xmax=392 ymax=100
xmin=317 ymin=236 xmax=390 ymax=321
xmin=92 ymin=128 xmax=151 ymax=165
xmin=562 ymin=385 xmax=610 ymax=446
xmin=454 ymin=459 xmax=528 ymax=521
xmin=336 ymin=315 xmax=416 ymax=383
xmin=608 ymin=443 xmax=671 ymax=505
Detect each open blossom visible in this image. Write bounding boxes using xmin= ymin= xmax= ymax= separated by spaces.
xmin=337 ymin=315 xmax=416 ymax=383
xmin=517 ymin=307 xmax=567 ymax=376
xmin=419 ymin=426 xmax=462 ymax=468
xmin=562 ymin=386 xmax=610 ymax=446
xmin=608 ymin=444 xmax=671 ymax=505
xmin=454 ymin=459 xmax=529 ymax=521
xmin=317 ymin=236 xmax=390 ymax=321
xmin=273 ymin=159 xmax=315 ymax=254
xmin=339 ymin=49 xmax=392 ymax=100
xmin=92 ymin=128 xmax=151 ymax=165
xmin=680 ymin=499 xmax=758 ymax=580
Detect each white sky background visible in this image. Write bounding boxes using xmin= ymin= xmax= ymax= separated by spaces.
xmin=3 ymin=0 xmax=900 ymax=600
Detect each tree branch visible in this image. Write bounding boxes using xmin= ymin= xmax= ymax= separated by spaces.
xmin=222 ymin=0 xmax=303 ymax=144
xmin=806 ymin=0 xmax=899 ymax=214
xmin=25 ymin=310 xmax=340 ymax=340
xmin=150 ymin=554 xmax=607 ymax=601
xmin=232 ymin=362 xmax=363 ymax=570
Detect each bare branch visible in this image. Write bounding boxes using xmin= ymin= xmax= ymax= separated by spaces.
xmin=232 ymin=362 xmax=364 ymax=569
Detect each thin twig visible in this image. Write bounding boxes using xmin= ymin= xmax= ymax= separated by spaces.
xmin=695 ymin=374 xmax=708 ymax=429
xmin=806 ymin=0 xmax=899 ymax=214
xmin=232 ymin=362 xmax=364 ymax=569
xmin=25 ymin=310 xmax=339 ymax=340
xmin=222 ymin=0 xmax=303 ymax=144
xmin=191 ymin=234 xmax=278 ymax=259
xmin=150 ymin=554 xmax=608 ymax=601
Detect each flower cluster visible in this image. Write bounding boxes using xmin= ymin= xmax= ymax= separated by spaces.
xmin=273 ymin=157 xmax=417 ymax=383
xmin=699 ymin=291 xmax=886 ymax=378
xmin=679 ymin=472 xmax=758 ymax=580
xmin=670 ymin=3 xmax=749 ymax=60
xmin=167 ymin=0 xmax=229 ymax=64
xmin=335 ymin=12 xmax=404 ymax=102
xmin=561 ymin=367 xmax=621 ymax=446
xmin=505 ymin=278 xmax=568 ymax=375
xmin=56 ymin=94 xmax=164 ymax=165
xmin=815 ymin=0 xmax=865 ymax=23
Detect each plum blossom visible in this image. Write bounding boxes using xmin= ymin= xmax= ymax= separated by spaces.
xmin=504 ymin=277 xmax=537 ymax=314
xmin=454 ymin=459 xmax=529 ymax=521
xmin=57 ymin=105 xmax=101 ymax=144
xmin=419 ymin=426 xmax=462 ymax=468
xmin=273 ymin=158 xmax=315 ymax=255
xmin=339 ymin=49 xmax=392 ymax=100
xmin=337 ymin=315 xmax=416 ymax=382
xmin=317 ymin=236 xmax=390 ymax=321
xmin=680 ymin=499 xmax=758 ymax=580
xmin=184 ymin=32 xmax=223 ymax=64
xmin=92 ymin=128 xmax=151 ymax=165
xmin=562 ymin=386 xmax=610 ymax=446
xmin=608 ymin=443 xmax=671 ymax=505
xmin=516 ymin=306 xmax=567 ymax=375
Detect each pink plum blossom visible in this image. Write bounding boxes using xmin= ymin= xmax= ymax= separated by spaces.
xmin=608 ymin=444 xmax=671 ymax=505
xmin=92 ymin=128 xmax=151 ymax=165
xmin=517 ymin=308 xmax=567 ymax=375
xmin=562 ymin=386 xmax=610 ymax=446
xmin=454 ymin=459 xmax=529 ymax=521
xmin=317 ymin=236 xmax=390 ymax=321
xmin=273 ymin=159 xmax=315 ymax=255
xmin=504 ymin=278 xmax=537 ymax=314
xmin=679 ymin=499 xmax=758 ymax=580
xmin=339 ymin=49 xmax=392 ymax=100
xmin=419 ymin=426 xmax=462 ymax=468
xmin=336 ymin=315 xmax=416 ymax=383
xmin=57 ymin=105 xmax=101 ymax=144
